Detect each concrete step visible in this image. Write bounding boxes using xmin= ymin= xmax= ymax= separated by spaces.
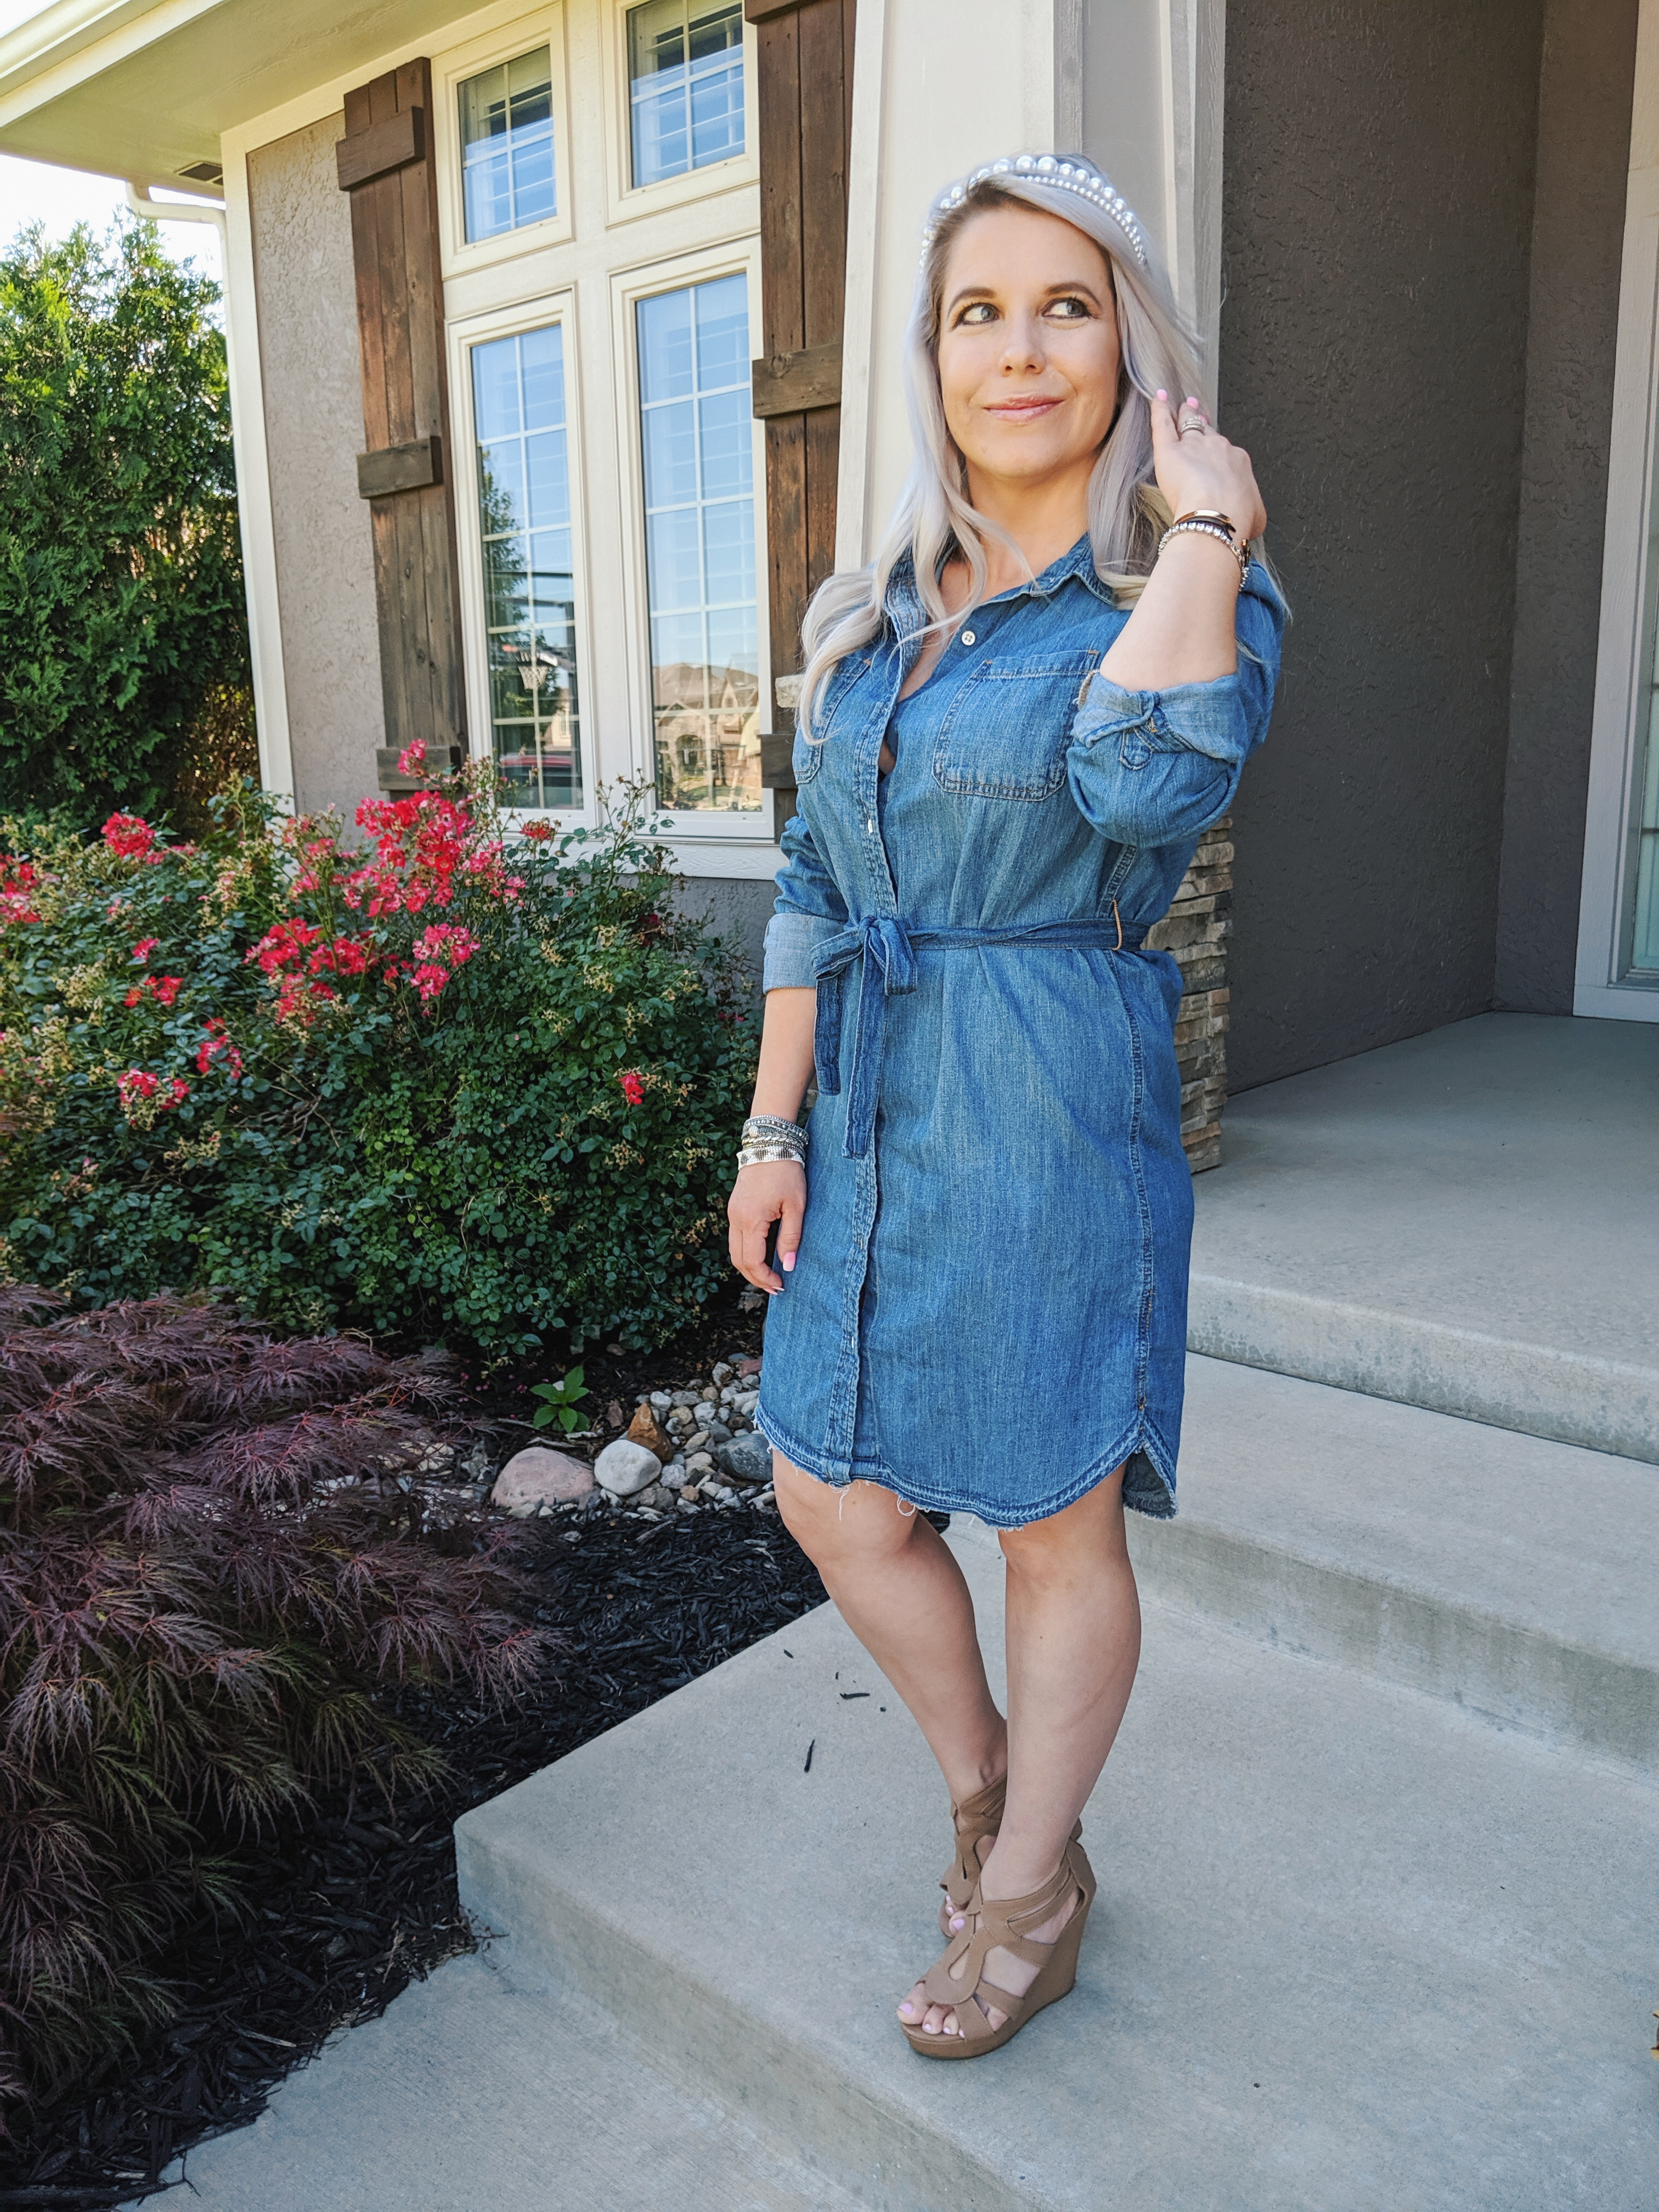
xmin=133 ymin=1948 xmax=864 ymax=2212
xmin=1128 ymin=1357 xmax=1659 ymax=1769
xmin=456 ymin=1536 xmax=1659 ymax=2211
xmin=1189 ymin=1012 xmax=1659 ymax=1462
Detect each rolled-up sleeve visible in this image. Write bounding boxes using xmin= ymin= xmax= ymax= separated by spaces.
xmin=762 ymin=809 xmax=849 ymax=991
xmin=1066 ymin=565 xmax=1285 ymax=847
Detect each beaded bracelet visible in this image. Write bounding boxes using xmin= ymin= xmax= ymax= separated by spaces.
xmin=742 ymin=1115 xmax=806 ymax=1148
xmin=1157 ymin=513 xmax=1251 ymax=587
xmin=736 ymin=1142 xmax=808 ymax=1170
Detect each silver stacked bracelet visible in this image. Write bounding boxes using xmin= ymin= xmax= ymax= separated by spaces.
xmin=736 ymin=1114 xmax=808 ymax=1170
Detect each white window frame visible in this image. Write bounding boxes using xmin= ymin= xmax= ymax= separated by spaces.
xmin=448 ymin=287 xmax=599 ymax=830
xmin=599 ymin=0 xmax=759 ymax=230
xmin=434 ymin=8 xmax=575 ymax=279
xmin=609 ymin=233 xmax=774 ymax=843
xmin=1576 ymin=0 xmax=1659 ymax=1019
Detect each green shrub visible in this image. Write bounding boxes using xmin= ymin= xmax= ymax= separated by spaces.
xmin=0 ymin=766 xmax=758 ymax=1352
xmin=0 ymin=219 xmax=249 ymax=830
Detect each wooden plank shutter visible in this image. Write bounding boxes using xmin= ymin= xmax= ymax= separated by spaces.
xmin=337 ymin=61 xmax=466 ymax=789
xmin=746 ymin=0 xmax=857 ymax=833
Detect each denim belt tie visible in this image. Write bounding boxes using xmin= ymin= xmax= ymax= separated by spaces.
xmin=811 ymin=914 xmax=1148 ymax=1157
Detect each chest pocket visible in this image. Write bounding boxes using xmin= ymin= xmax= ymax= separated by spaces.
xmin=792 ymin=655 xmax=873 ymax=785
xmin=932 ymin=648 xmax=1101 ymax=802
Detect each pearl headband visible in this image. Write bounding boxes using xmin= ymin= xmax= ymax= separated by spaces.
xmin=921 ymin=153 xmax=1150 ymax=270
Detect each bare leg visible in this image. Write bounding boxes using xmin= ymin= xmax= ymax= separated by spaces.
xmin=906 ymin=1469 xmax=1142 ymax=2038
xmin=771 ymin=1454 xmax=1007 ymax=1807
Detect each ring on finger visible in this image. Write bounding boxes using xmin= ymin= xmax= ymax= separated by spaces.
xmin=1180 ymin=414 xmax=1206 ymax=433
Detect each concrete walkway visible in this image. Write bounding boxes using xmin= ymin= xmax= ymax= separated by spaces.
xmin=1189 ymin=1012 xmax=1659 ymax=1459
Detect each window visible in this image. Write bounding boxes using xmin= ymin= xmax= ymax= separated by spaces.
xmin=627 ymin=0 xmax=744 ymax=188
xmin=459 ymin=45 xmax=556 ymax=241
xmin=635 ymin=271 xmax=760 ymax=812
xmin=1632 ymin=659 xmax=1659 ymax=972
xmin=471 ymin=324 xmax=583 ymax=810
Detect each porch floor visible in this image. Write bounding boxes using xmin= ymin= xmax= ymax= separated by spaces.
xmin=1189 ymin=1011 xmax=1659 ymax=1459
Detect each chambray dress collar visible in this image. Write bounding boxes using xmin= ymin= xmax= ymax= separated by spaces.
xmin=882 ymin=533 xmax=1117 ymax=642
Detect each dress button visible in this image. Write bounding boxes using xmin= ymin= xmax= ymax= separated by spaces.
xmin=960 ymin=629 xmax=976 ymax=646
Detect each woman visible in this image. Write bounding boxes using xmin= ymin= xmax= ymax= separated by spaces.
xmin=727 ymin=153 xmax=1282 ymax=2059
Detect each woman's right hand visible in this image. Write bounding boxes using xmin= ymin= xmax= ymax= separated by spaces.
xmin=728 ymin=1159 xmax=806 ymax=1294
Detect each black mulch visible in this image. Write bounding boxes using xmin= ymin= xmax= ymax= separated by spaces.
xmin=0 ymin=1500 xmax=837 ymax=2212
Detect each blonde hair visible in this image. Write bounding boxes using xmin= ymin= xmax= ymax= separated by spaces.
xmin=797 ymin=158 xmax=1202 ymax=740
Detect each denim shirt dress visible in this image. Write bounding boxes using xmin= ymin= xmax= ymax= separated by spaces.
xmin=754 ymin=535 xmax=1284 ymax=1526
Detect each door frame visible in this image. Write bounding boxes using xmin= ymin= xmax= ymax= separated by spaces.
xmin=1577 ymin=0 xmax=1659 ymax=1018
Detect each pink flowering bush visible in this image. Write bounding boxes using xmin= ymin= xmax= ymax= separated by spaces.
xmin=0 ymin=764 xmax=756 ymax=1352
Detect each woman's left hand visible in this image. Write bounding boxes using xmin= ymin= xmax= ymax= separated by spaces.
xmin=1150 ymin=391 xmax=1267 ymax=541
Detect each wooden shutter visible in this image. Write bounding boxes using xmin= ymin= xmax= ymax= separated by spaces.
xmin=336 ymin=61 xmax=466 ymax=789
xmin=746 ymin=0 xmax=857 ymax=833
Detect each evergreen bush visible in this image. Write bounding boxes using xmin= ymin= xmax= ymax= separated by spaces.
xmin=0 ymin=218 xmax=249 ymax=829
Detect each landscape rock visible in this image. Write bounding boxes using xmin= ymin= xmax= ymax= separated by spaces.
xmin=715 ymin=1431 xmax=773 ymax=1486
xmin=626 ymin=1404 xmax=675 ymax=1460
xmin=594 ymin=1438 xmax=663 ymax=1498
xmin=492 ymin=1447 xmax=595 ymax=1516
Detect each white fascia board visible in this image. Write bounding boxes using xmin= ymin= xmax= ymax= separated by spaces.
xmin=0 ymin=0 xmax=219 ymax=117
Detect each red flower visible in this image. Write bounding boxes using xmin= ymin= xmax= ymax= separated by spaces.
xmin=0 ymin=857 xmax=40 ymax=928
xmin=195 ymin=1019 xmax=245 ymax=1080
xmin=520 ymin=819 xmax=554 ymax=842
xmin=122 ymin=972 xmax=183 ymax=1009
xmin=397 ymin=739 xmax=428 ymax=777
xmin=249 ymin=917 xmax=324 ymax=974
xmin=116 ymin=1069 xmax=188 ymax=1118
xmin=103 ymin=815 xmax=156 ymax=859
xmin=618 ymin=1069 xmax=645 ymax=1107
xmin=131 ymin=936 xmax=159 ymax=962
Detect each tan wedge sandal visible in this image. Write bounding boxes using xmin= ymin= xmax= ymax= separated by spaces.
xmin=939 ymin=1774 xmax=1006 ymax=1935
xmin=904 ymin=1836 xmax=1097 ymax=2060
xmin=938 ymin=1779 xmax=1084 ymax=1938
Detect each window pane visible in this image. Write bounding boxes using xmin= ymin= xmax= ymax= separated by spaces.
xmin=636 ymin=288 xmax=695 ymax=403
xmin=471 ymin=325 xmax=583 ymax=811
xmin=459 ymin=46 xmax=556 ymax=242
xmin=628 ymin=0 xmax=743 ymax=187
xmin=636 ymin=275 xmax=760 ymax=812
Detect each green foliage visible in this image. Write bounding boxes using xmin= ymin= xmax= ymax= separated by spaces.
xmin=0 ymin=768 xmax=758 ymax=1355
xmin=0 ymin=218 xmax=249 ymax=828
xmin=529 ymin=1367 xmax=590 ymax=1432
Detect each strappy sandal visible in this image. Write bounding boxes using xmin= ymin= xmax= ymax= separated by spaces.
xmin=904 ymin=1837 xmax=1097 ymax=2060
xmin=939 ymin=1774 xmax=1006 ymax=1936
xmin=938 ymin=1777 xmax=1083 ymax=1938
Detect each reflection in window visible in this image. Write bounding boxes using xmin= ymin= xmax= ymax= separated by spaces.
xmin=460 ymin=47 xmax=555 ymax=241
xmin=635 ymin=273 xmax=760 ymax=812
xmin=471 ymin=325 xmax=582 ymax=811
xmin=627 ymin=0 xmax=744 ymax=188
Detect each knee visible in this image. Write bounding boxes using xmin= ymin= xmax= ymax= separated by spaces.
xmin=772 ymin=1457 xmax=918 ymax=1571
xmin=999 ymin=1472 xmax=1130 ymax=1585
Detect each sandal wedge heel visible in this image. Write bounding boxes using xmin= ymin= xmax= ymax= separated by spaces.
xmin=905 ymin=1836 xmax=1097 ymax=2060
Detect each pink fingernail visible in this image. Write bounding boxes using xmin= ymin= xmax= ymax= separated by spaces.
xmin=782 ymin=1251 xmax=795 ymax=1272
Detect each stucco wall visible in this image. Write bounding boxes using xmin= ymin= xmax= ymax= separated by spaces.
xmin=1218 ymin=0 xmax=1547 ymax=1090
xmin=247 ymin=114 xmax=385 ymax=823
xmin=1493 ymin=0 xmax=1640 ymax=1013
